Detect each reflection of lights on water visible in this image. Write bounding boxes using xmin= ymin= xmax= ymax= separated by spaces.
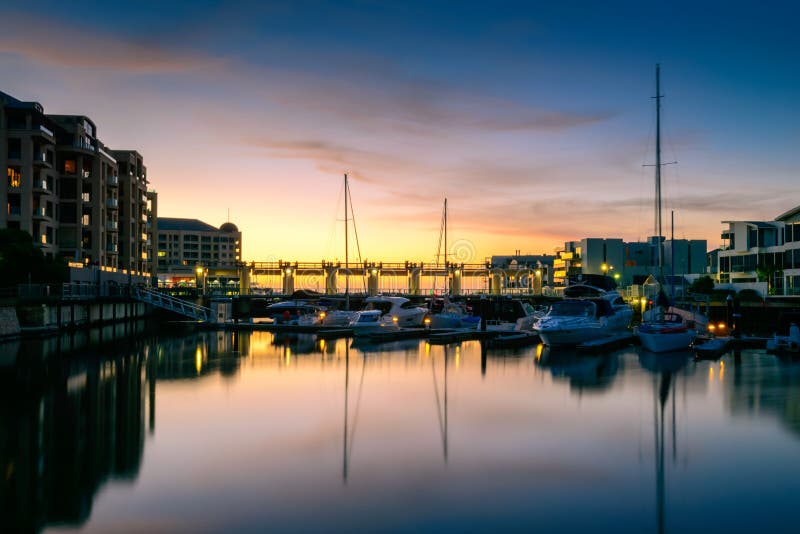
xmin=319 ymin=338 xmax=326 ymax=351
xmin=455 ymin=346 xmax=460 ymax=369
xmin=719 ymin=361 xmax=725 ymax=381
xmin=195 ymin=346 xmax=203 ymax=374
xmin=286 ymin=347 xmax=292 ymax=367
xmin=708 ymin=366 xmax=714 ymax=382
xmin=536 ymin=343 xmax=544 ymax=360
xmin=425 ymin=342 xmax=430 ymax=356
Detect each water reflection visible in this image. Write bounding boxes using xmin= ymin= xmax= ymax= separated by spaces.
xmin=536 ymin=346 xmax=620 ymax=392
xmin=2 ymin=331 xmax=800 ymax=532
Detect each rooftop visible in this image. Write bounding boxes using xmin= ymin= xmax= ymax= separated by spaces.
xmin=158 ymin=218 xmax=221 ymax=233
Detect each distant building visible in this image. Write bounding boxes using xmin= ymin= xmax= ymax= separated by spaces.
xmin=718 ymin=205 xmax=800 ymax=295
xmin=489 ymin=254 xmax=554 ymax=290
xmin=1 ymin=89 xmax=156 ymax=280
xmin=156 ymin=218 xmax=242 ymax=291
xmin=554 ymin=236 xmax=707 ymax=287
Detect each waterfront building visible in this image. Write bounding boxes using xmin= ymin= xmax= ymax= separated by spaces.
xmin=156 ymin=218 xmax=242 ymax=292
xmin=1 ymin=89 xmax=156 ymax=282
xmin=718 ymin=205 xmax=800 ymax=295
xmin=554 ymin=236 xmax=707 ymax=288
xmin=489 ymin=254 xmax=554 ymax=291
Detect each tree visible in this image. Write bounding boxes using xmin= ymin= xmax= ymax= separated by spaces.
xmin=0 ymin=229 xmax=68 ymax=287
xmin=689 ymin=275 xmax=715 ymax=295
xmin=755 ymin=263 xmax=782 ymax=295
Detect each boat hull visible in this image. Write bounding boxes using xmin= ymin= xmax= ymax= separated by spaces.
xmin=638 ymin=330 xmax=694 ymax=353
xmin=538 ymin=326 xmax=613 ymax=347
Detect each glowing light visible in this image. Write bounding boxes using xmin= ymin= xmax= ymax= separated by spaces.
xmin=708 ymin=324 xmax=716 ymax=331
xmin=319 ymin=338 xmax=326 ymax=351
xmin=718 ymin=322 xmax=726 ymax=329
xmin=424 ymin=317 xmax=431 ymax=326
xmin=392 ymin=316 xmax=399 ymax=324
xmin=536 ymin=343 xmax=544 ymax=360
xmin=195 ymin=347 xmax=203 ymax=374
xmin=195 ymin=266 xmax=204 ymax=275
xmin=285 ymin=267 xmax=293 ymax=275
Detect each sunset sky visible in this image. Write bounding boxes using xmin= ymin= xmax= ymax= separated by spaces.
xmin=2 ymin=0 xmax=798 ymax=262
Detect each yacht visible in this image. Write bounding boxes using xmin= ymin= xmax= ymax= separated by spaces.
xmin=426 ymin=298 xmax=481 ymax=330
xmin=348 ymin=296 xmax=427 ymax=335
xmin=534 ymin=285 xmax=633 ymax=347
xmin=262 ymin=300 xmax=325 ymax=325
xmin=636 ymin=309 xmax=696 ymax=353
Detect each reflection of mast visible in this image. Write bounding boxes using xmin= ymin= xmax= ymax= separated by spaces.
xmin=342 ymin=342 xmax=366 ymax=484
xmin=653 ymin=371 xmax=674 ymax=534
xmin=432 ymin=345 xmax=449 ymax=462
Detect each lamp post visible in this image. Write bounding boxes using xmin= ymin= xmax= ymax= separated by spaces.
xmin=195 ymin=265 xmax=205 ymax=296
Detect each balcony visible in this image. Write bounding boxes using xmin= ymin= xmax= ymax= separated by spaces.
xmin=97 ymin=146 xmax=115 ymax=161
xmin=33 ymin=153 xmax=51 ymax=167
xmin=39 ymin=124 xmax=54 ymax=137
xmin=33 ymin=207 xmax=50 ymax=220
xmin=7 ymin=206 xmax=21 ymax=217
xmin=33 ymin=179 xmax=50 ymax=193
xmin=107 ymin=175 xmax=119 ymax=187
xmin=140 ymin=213 xmax=148 ymax=222
xmin=106 ymin=243 xmax=118 ymax=254
xmin=107 ymin=221 xmax=119 ymax=232
xmin=106 ymin=198 xmax=118 ymax=209
xmin=72 ymin=140 xmax=95 ymax=153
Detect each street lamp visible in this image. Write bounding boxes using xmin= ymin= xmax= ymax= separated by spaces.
xmin=195 ymin=265 xmax=205 ymax=296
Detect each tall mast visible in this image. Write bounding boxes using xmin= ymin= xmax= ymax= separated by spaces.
xmin=344 ymin=173 xmax=349 ymax=310
xmin=655 ymin=64 xmax=663 ymax=276
xmin=444 ymin=198 xmax=448 ymax=295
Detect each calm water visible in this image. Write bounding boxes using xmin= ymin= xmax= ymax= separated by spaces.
xmin=2 ymin=328 xmax=800 ymax=533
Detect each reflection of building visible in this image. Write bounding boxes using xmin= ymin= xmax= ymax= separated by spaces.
xmin=718 ymin=205 xmax=800 ymax=295
xmin=1 ymin=89 xmax=157 ymax=278
xmin=156 ymin=218 xmax=243 ymax=293
xmin=0 ymin=348 xmax=149 ymax=532
xmin=154 ymin=331 xmax=246 ymax=379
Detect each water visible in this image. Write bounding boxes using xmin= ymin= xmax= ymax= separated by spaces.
xmin=2 ymin=329 xmax=800 ymax=533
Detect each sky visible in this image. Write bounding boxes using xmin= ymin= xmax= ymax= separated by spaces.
xmin=2 ymin=0 xmax=798 ymax=262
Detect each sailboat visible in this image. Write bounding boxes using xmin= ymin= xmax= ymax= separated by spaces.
xmin=636 ymin=66 xmax=701 ymax=353
xmin=323 ymin=174 xmax=360 ymax=326
xmin=427 ymin=199 xmax=480 ymax=330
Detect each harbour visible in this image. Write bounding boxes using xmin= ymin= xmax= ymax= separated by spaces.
xmin=3 ymin=328 xmax=800 ymax=533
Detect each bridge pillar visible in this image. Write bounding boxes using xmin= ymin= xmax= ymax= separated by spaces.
xmin=282 ymin=265 xmax=295 ymax=295
xmin=367 ymin=264 xmax=380 ymax=295
xmin=408 ymin=262 xmax=421 ymax=295
xmin=490 ymin=270 xmax=503 ymax=295
xmin=239 ymin=263 xmax=251 ymax=294
xmin=325 ymin=263 xmax=338 ymax=295
xmin=451 ymin=265 xmax=462 ymax=296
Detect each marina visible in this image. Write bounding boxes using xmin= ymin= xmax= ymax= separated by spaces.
xmin=3 ymin=328 xmax=800 ymax=533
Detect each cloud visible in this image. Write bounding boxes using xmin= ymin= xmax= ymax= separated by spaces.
xmin=0 ymin=11 xmax=221 ymax=73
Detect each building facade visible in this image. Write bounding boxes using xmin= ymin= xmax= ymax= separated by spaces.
xmin=1 ymin=90 xmax=157 ymax=280
xmin=156 ymin=218 xmax=242 ymax=291
xmin=718 ymin=205 xmax=800 ymax=295
xmin=554 ymin=236 xmax=707 ymax=287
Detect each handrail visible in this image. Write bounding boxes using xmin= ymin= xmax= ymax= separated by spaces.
xmin=132 ymin=286 xmax=211 ymax=322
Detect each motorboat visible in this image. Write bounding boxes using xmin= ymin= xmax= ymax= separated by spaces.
xmin=534 ymin=286 xmax=633 ymax=347
xmin=348 ymin=296 xmax=427 ymax=335
xmin=693 ymin=336 xmax=733 ymax=359
xmin=426 ymin=298 xmax=480 ymax=330
xmin=262 ymin=300 xmax=325 ymax=325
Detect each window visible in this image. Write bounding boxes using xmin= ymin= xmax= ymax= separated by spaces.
xmin=7 ymin=167 xmax=21 ymax=187
xmin=64 ymin=160 xmax=77 ymax=174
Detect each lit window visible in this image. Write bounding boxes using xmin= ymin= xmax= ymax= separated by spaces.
xmin=7 ymin=167 xmax=21 ymax=187
xmin=64 ymin=160 xmax=76 ymax=174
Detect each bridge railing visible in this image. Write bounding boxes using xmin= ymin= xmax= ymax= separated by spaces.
xmin=132 ymin=287 xmax=211 ymax=322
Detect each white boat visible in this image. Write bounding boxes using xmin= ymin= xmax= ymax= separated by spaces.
xmin=262 ymin=300 xmax=326 ymax=325
xmin=534 ymin=289 xmax=633 ymax=347
xmin=637 ymin=311 xmax=696 ymax=353
xmin=427 ymin=298 xmax=480 ymax=330
xmin=766 ymin=323 xmax=800 ymax=354
xmin=348 ymin=296 xmax=427 ymax=336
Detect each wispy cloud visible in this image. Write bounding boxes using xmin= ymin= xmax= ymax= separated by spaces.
xmin=0 ymin=12 xmax=221 ymax=73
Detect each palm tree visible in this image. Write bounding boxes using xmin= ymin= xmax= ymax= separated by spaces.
xmin=755 ymin=263 xmax=782 ymax=295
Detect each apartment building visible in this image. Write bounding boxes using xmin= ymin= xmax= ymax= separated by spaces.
xmin=718 ymin=205 xmax=800 ymax=295
xmin=1 ymin=90 xmax=157 ymax=280
xmin=156 ymin=218 xmax=242 ymax=287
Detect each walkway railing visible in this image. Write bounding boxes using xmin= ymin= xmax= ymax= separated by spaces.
xmin=132 ymin=287 xmax=210 ymax=322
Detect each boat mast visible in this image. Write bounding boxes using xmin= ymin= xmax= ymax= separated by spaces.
xmin=344 ymin=173 xmax=349 ymax=311
xmin=655 ymin=64 xmax=663 ymax=278
xmin=444 ymin=198 xmax=448 ymax=295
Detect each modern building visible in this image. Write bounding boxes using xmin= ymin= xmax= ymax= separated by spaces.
xmin=156 ymin=218 xmax=243 ymax=292
xmin=718 ymin=205 xmax=800 ymax=295
xmin=1 ymin=89 xmax=156 ymax=282
xmin=554 ymin=236 xmax=707 ymax=287
xmin=489 ymin=254 xmax=554 ymax=291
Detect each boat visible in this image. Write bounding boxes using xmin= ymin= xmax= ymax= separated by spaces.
xmin=635 ymin=65 xmax=708 ymax=352
xmin=534 ymin=286 xmax=633 ymax=347
xmin=348 ymin=295 xmax=427 ymax=335
xmin=426 ymin=297 xmax=480 ymax=330
xmin=637 ymin=310 xmax=696 ymax=353
xmin=766 ymin=322 xmax=800 ymax=354
xmin=693 ymin=336 xmax=732 ymax=359
xmin=262 ymin=300 xmax=326 ymax=325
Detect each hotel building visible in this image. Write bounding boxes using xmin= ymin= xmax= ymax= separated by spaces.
xmin=1 ymin=90 xmax=157 ymax=280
